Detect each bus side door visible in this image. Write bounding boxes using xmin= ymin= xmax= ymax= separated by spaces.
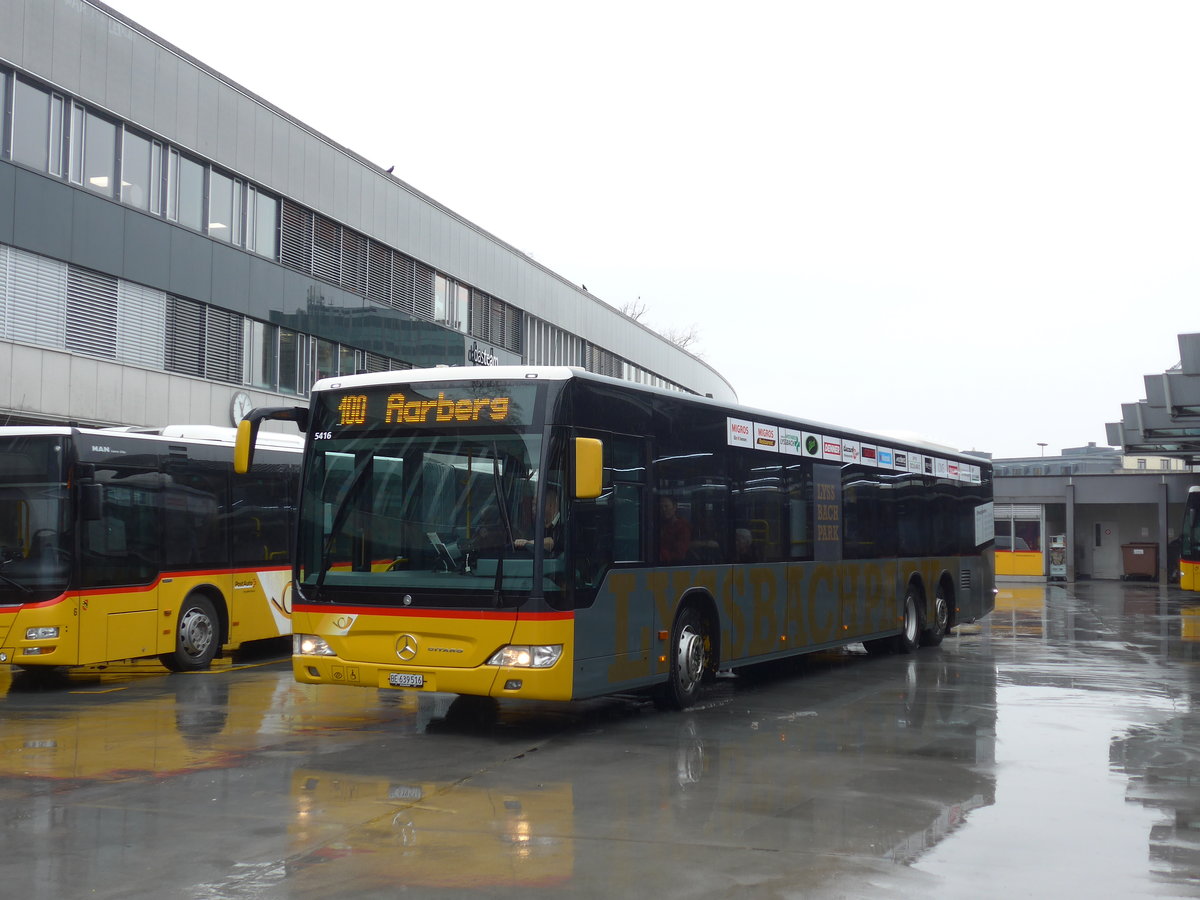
xmin=77 ymin=475 xmax=161 ymax=665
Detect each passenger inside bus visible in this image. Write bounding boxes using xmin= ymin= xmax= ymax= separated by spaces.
xmin=658 ymin=495 xmax=692 ymax=563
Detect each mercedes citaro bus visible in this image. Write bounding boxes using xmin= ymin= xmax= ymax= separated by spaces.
xmin=237 ymin=367 xmax=995 ymax=709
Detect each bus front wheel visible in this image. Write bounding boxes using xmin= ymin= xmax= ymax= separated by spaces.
xmin=655 ymin=606 xmax=710 ymax=711
xmin=161 ymin=595 xmax=219 ymax=672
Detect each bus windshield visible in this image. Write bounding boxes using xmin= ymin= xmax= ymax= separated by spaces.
xmin=297 ymin=430 xmax=549 ymax=602
xmin=0 ymin=434 xmax=71 ymax=604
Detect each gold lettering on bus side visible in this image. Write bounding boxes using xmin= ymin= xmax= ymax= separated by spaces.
xmin=723 ymin=568 xmax=746 ymax=660
xmin=607 ymin=572 xmax=650 ymax=684
xmin=839 ymin=564 xmax=860 ymax=633
xmin=646 ymin=571 xmax=673 ymax=674
xmin=807 ymin=564 xmax=836 ymax=643
xmin=489 ymin=397 xmax=509 ymax=420
xmin=786 ymin=565 xmax=805 ymax=645
xmin=455 ymin=399 xmax=474 ymax=420
xmin=748 ymin=568 xmax=779 ymax=654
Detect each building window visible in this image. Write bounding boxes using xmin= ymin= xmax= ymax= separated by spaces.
xmin=278 ymin=329 xmax=307 ymax=395
xmin=248 ymin=188 xmax=278 ymax=259
xmin=82 ymin=110 xmax=116 ymax=198
xmin=208 ymin=169 xmax=235 ymax=242
xmin=120 ymin=129 xmax=155 ymax=211
xmin=168 ymin=150 xmax=205 ymax=231
xmin=244 ymin=319 xmax=278 ymax=390
xmin=312 ymin=338 xmax=337 ymax=383
xmin=11 ymin=79 xmax=51 ymax=171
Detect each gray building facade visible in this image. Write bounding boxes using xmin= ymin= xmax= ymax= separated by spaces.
xmin=0 ymin=0 xmax=735 ymax=430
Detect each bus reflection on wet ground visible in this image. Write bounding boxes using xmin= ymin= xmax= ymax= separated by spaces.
xmin=0 ymin=580 xmax=1198 ymax=899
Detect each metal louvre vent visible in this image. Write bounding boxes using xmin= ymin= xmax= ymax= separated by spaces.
xmin=470 ymin=290 xmax=489 ymax=342
xmin=364 ymin=352 xmax=390 ymax=373
xmin=165 ymin=295 xmax=205 ymax=377
xmin=312 ymin=216 xmax=340 ymax=282
xmin=6 ymin=246 xmax=67 ymax=348
xmin=366 ymin=243 xmax=391 ymax=304
xmin=341 ymin=229 xmax=367 ymax=295
xmin=506 ymin=305 xmax=522 ymax=353
xmin=66 ymin=265 xmax=118 ymax=359
xmin=391 ymin=253 xmax=415 ymax=312
xmin=279 ymin=200 xmax=312 ymax=273
xmin=205 ymin=306 xmax=243 ymax=383
xmin=117 ymin=281 xmax=166 ymax=368
xmin=413 ymin=262 xmax=435 ymax=319
xmin=960 ymin=569 xmax=972 ymax=591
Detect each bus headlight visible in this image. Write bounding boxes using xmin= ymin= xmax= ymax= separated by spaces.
xmin=294 ymin=634 xmax=336 ymax=656
xmin=487 ymin=645 xmax=562 ymax=668
xmin=25 ymin=627 xmax=59 ymax=640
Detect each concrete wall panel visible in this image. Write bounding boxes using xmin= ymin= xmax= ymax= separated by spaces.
xmin=0 ymin=340 xmax=12 ymax=411
xmin=12 ymin=169 xmax=71 ymax=260
xmin=210 ymin=243 xmax=250 ymax=315
xmin=104 ymin=17 xmax=134 ymax=119
xmin=215 ymin=82 xmax=238 ymax=167
xmin=0 ymin=0 xmax=26 ymax=68
xmin=49 ymin=0 xmax=81 ymax=90
xmin=174 ymin=61 xmax=199 ymax=150
xmin=71 ymin=190 xmax=124 ymax=274
xmin=78 ymin=6 xmax=107 ymax=109
xmin=123 ymin=210 xmax=172 ymax=291
xmin=152 ymin=47 xmax=179 ymax=138
xmin=168 ymin=227 xmax=213 ymax=301
xmin=129 ymin=32 xmax=156 ymax=128
xmin=21 ymin=0 xmax=54 ymax=82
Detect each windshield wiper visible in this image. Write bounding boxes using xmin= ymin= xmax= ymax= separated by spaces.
xmin=0 ymin=560 xmax=32 ymax=594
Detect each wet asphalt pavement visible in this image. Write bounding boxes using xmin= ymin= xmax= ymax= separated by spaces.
xmin=1 ymin=579 xmax=1199 ymax=899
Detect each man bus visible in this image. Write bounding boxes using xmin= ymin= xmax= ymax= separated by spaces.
xmin=238 ymin=367 xmax=995 ymax=710
xmin=0 ymin=424 xmax=300 ymax=673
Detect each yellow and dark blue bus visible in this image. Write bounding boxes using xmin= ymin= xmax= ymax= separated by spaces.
xmin=0 ymin=424 xmax=300 ymax=673
xmin=239 ymin=367 xmax=995 ymax=709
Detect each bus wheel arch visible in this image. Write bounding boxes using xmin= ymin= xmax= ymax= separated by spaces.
xmin=921 ymin=574 xmax=954 ymax=647
xmin=654 ymin=591 xmax=719 ymax=711
xmin=160 ymin=589 xmax=224 ymax=672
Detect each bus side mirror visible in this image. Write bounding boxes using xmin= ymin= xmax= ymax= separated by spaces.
xmin=234 ymin=406 xmax=309 ymax=474
xmin=575 ymin=438 xmax=603 ymax=499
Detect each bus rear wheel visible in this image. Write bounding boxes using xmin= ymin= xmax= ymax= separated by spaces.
xmin=655 ymin=606 xmax=710 ymax=711
xmin=921 ymin=587 xmax=949 ymax=647
xmin=160 ymin=595 xmax=219 ymax=672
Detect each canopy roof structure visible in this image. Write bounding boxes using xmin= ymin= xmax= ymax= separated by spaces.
xmin=1107 ymin=333 xmax=1200 ymax=463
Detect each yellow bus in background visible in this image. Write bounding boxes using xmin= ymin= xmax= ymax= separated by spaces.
xmin=0 ymin=425 xmax=300 ymax=673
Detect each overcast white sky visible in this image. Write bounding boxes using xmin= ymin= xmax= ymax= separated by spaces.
xmin=105 ymin=0 xmax=1200 ymax=459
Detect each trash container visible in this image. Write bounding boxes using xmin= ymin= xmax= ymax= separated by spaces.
xmin=1121 ymin=543 xmax=1158 ymax=581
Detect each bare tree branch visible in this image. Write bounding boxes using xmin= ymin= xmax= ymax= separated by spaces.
xmin=620 ymin=298 xmax=649 ymax=322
